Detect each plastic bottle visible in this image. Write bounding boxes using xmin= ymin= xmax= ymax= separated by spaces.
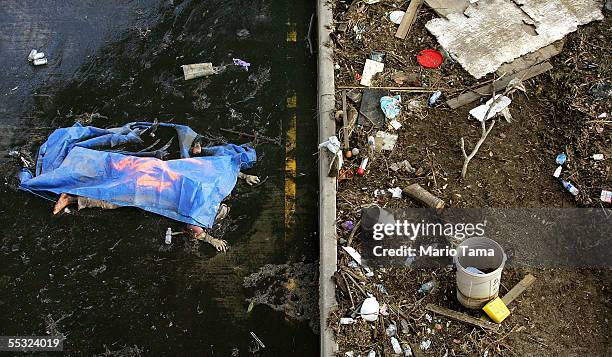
xmin=390 ymin=337 xmax=402 ymax=354
xmin=428 ymin=90 xmax=442 ymax=107
xmin=561 ymin=180 xmax=579 ymax=196
xmin=165 ymin=228 xmax=172 ymax=244
xmin=357 ymin=157 xmax=369 ymax=176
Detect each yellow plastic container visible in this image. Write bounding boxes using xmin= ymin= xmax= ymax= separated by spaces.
xmin=482 ymin=297 xmax=510 ymax=323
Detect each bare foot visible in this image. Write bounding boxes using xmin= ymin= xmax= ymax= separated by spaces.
xmin=195 ymin=232 xmax=228 ymax=252
xmin=53 ymin=193 xmax=76 ymax=215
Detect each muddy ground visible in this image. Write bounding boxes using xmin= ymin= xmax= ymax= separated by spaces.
xmin=329 ymin=1 xmax=611 ymax=356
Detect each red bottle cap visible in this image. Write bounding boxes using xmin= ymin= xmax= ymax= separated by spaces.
xmin=417 ymin=49 xmax=444 ymax=69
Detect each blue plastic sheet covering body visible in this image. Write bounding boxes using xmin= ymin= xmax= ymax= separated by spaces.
xmin=19 ymin=122 xmax=256 ymax=228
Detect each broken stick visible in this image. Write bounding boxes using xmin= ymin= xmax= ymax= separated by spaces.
xmin=501 ymin=274 xmax=536 ymax=306
xmin=404 ymin=183 xmax=445 ymax=209
xmin=395 ymin=0 xmax=424 ymax=39
xmin=426 ymin=304 xmax=499 ymax=330
xmin=342 ymin=90 xmax=349 ymax=149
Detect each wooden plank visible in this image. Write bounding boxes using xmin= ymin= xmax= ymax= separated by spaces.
xmin=426 ymin=304 xmax=499 ymax=330
xmin=446 ymin=61 xmax=553 ymax=109
xmin=425 ymin=0 xmax=602 ymax=79
xmin=341 ymin=90 xmax=349 ymax=149
xmin=496 ymin=41 xmax=564 ymax=76
xmin=424 ymin=0 xmax=469 ymax=18
xmin=395 ymin=0 xmax=424 ymax=39
xmin=502 ymin=274 xmax=536 ymax=306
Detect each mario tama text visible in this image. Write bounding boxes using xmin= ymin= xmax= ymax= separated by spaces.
xmin=372 ymin=244 xmax=494 ymax=258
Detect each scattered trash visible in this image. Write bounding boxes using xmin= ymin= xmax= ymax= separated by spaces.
xmin=360 ymin=297 xmax=380 ymax=322
xmin=164 ymin=227 xmax=172 ymax=244
xmin=340 ymin=317 xmax=355 ymax=325
xmin=380 ymin=95 xmax=401 ymax=119
xmin=360 ymin=59 xmax=385 ymax=86
xmin=342 ymin=246 xmax=362 ymax=265
xmin=389 ymin=119 xmax=402 ymax=130
xmin=482 ymin=297 xmax=511 ymax=323
xmin=375 ymin=131 xmax=398 ymax=151
xmin=417 ymin=49 xmax=443 ymax=69
xmin=418 ymin=280 xmax=436 ymax=294
xmin=392 ymin=72 xmax=420 ymax=86
xmin=359 ymin=89 xmax=387 ymax=127
xmin=33 ymin=58 xmax=48 ymax=66
xmin=390 ymin=160 xmax=416 ymax=173
xmin=385 ymin=323 xmax=397 ymax=337
xmin=345 ymin=351 xmax=354 ymax=357
xmin=601 ymin=190 xmax=612 ymax=203
xmin=389 ymin=11 xmax=405 ymax=25
xmin=405 ymin=183 xmax=445 ymax=209
xmin=465 ymin=267 xmax=485 ymax=275
xmin=420 ymin=339 xmax=432 ymax=351
xmin=319 ymin=136 xmax=343 ymax=176
xmin=592 ymin=153 xmax=604 ymax=161
xmin=351 ymin=148 xmax=360 ymax=156
xmin=367 ymin=136 xmax=376 ymax=151
xmin=367 ymin=350 xmax=376 ymax=357
xmin=370 ymin=51 xmax=386 ymax=63
xmin=553 ymin=165 xmax=562 ymax=178
xmin=28 ymin=49 xmax=45 ymax=62
xmin=428 ymin=90 xmax=442 ymax=107
xmin=561 ymin=180 xmax=579 ymax=196
xmin=233 ymin=58 xmax=251 ymax=71
xmin=469 ymin=95 xmax=512 ymax=121
xmin=588 ymin=81 xmax=611 ymax=99
xmin=250 ymin=331 xmax=265 ymax=349
xmin=556 ymin=152 xmax=567 ymax=165
xmin=357 ymin=157 xmax=369 ymax=176
xmin=388 ymin=187 xmax=402 ymax=199
xmin=403 ymin=345 xmax=413 ymax=356
xmin=182 ymin=63 xmax=217 ymax=80
xmin=391 ymin=337 xmax=402 ymax=354
xmin=341 ymin=220 xmax=354 ymax=231
xmin=376 ymin=283 xmax=388 ymax=295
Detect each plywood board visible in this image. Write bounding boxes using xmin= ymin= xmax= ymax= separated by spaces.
xmin=424 ymin=0 xmax=469 ymax=18
xmin=425 ymin=0 xmax=603 ymax=78
xmin=496 ymin=40 xmax=564 ymax=75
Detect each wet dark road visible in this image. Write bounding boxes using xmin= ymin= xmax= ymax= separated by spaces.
xmin=0 ymin=1 xmax=318 ymax=355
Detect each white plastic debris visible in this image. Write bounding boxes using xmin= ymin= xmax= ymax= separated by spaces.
xmin=340 ymin=317 xmax=355 ymax=325
xmin=601 ymin=190 xmax=612 ymax=203
xmin=389 ymin=11 xmax=405 ymax=25
xmin=390 ymin=160 xmax=416 ymax=173
xmin=345 ymin=352 xmax=354 ymax=357
xmin=28 ymin=50 xmax=45 ymax=62
xmin=182 ymin=63 xmax=216 ymax=80
xmin=386 ymin=323 xmax=397 ymax=337
xmin=375 ymin=131 xmax=398 ymax=151
xmin=360 ymin=297 xmax=380 ymax=322
xmin=391 ymin=337 xmax=402 ymax=354
xmin=388 ymin=187 xmax=402 ymax=199
xmin=420 ymin=339 xmax=431 ymax=350
xmin=389 ymin=119 xmax=402 ymax=130
xmin=403 ymin=345 xmax=413 ymax=356
xmin=367 ymin=350 xmax=376 ymax=357
xmin=360 ymin=59 xmax=384 ymax=86
xmin=469 ymin=95 xmax=512 ymax=121
xmin=342 ymin=246 xmax=362 ymax=265
xmin=592 ymin=154 xmax=604 ymax=161
xmin=33 ymin=58 xmax=48 ymax=66
xmin=319 ymin=136 xmax=344 ymax=171
xmin=553 ymin=165 xmax=563 ymax=178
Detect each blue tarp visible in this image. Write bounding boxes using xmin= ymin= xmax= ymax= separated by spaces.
xmin=19 ymin=122 xmax=256 ymax=228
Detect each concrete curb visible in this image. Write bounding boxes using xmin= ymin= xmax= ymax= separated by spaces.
xmin=317 ymin=0 xmax=338 ymax=356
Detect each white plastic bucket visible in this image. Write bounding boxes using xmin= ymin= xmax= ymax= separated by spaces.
xmin=454 ymin=237 xmax=506 ymax=309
